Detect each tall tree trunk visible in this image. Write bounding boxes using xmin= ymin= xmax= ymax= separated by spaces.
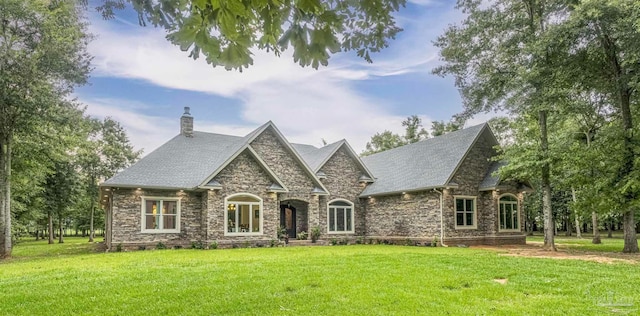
xmin=58 ymin=217 xmax=64 ymax=244
xmin=598 ymin=28 xmax=638 ymax=253
xmin=620 ymin=93 xmax=638 ymax=252
xmin=0 ymin=135 xmax=12 ymax=258
xmin=89 ymin=200 xmax=95 ymax=242
xmin=48 ymin=212 xmax=54 ymax=244
xmin=592 ymin=212 xmax=601 ymax=244
xmin=571 ymin=187 xmax=581 ymax=238
xmin=607 ymin=221 xmax=613 ymax=238
xmin=539 ymin=110 xmax=556 ymax=251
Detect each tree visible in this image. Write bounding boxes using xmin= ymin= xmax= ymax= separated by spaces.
xmin=558 ymin=0 xmax=640 ymax=253
xmin=0 ymin=0 xmax=91 ymax=257
xmin=362 ymin=115 xmax=431 ymax=156
xmin=78 ymin=117 xmax=140 ymax=242
xmin=95 ymin=0 xmax=406 ymax=70
xmin=402 ymin=115 xmax=429 ymax=143
xmin=43 ymin=159 xmax=81 ymax=244
xmin=431 ymin=118 xmax=464 ymax=137
xmin=433 ymin=0 xmax=575 ymax=251
xmin=361 ymin=130 xmax=404 ymax=156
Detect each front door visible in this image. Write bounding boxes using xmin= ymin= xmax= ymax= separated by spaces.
xmin=280 ymin=205 xmax=296 ymax=239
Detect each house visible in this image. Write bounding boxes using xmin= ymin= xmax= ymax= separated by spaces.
xmin=99 ymin=107 xmax=530 ymax=250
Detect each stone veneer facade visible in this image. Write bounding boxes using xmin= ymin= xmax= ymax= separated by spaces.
xmin=105 ymin=127 xmax=525 ymax=249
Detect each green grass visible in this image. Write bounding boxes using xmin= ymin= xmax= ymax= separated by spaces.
xmin=527 ymin=234 xmax=629 ymax=252
xmin=1 ymin=238 xmax=639 ymax=315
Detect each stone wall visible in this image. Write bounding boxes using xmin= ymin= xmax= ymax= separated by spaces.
xmin=249 ymin=127 xmax=321 ymax=237
xmin=110 ymin=188 xmax=203 ymax=245
xmin=208 ymin=150 xmax=278 ymax=241
xmin=364 ymin=191 xmax=442 ymax=238
xmin=250 ymin=128 xmax=316 ymax=197
xmin=444 ymin=132 xmax=497 ymax=239
xmin=318 ymin=146 xmax=368 ymax=236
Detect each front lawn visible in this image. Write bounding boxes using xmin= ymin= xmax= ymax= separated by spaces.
xmin=1 ymin=238 xmax=638 ymax=315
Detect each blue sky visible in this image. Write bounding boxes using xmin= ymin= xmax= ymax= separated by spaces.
xmin=77 ymin=0 xmax=494 ymax=155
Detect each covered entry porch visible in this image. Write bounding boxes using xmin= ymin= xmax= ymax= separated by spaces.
xmin=279 ymin=199 xmax=309 ymax=239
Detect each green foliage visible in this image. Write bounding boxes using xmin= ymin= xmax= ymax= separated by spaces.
xmin=191 ymin=240 xmax=205 ymax=249
xmin=4 ymin=241 xmax=640 ymax=314
xmin=402 ymin=115 xmax=429 ymax=143
xmin=431 ymin=117 xmax=464 ymax=137
xmin=361 ymin=130 xmax=404 ymax=156
xmin=155 ymin=242 xmax=166 ymax=250
xmin=210 ymin=241 xmax=218 ymax=250
xmin=96 ymin=0 xmax=406 ymax=70
xmin=296 ymin=231 xmax=308 ymax=240
xmin=0 ymin=0 xmax=91 ymax=257
xmin=361 ymin=115 xmax=430 ymax=156
xmin=310 ymin=225 xmax=320 ymax=243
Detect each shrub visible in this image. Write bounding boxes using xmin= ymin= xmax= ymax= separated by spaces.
xmin=277 ymin=226 xmax=288 ymax=240
xmin=137 ymin=246 xmax=146 ymax=251
xmin=269 ymin=239 xmax=277 ymax=247
xmin=297 ymin=231 xmax=308 ymax=240
xmin=156 ymin=242 xmax=167 ymax=250
xmin=356 ymin=237 xmax=364 ymax=244
xmin=191 ymin=240 xmax=205 ymax=249
xmin=310 ymin=226 xmax=321 ymax=243
xmin=115 ymin=243 xmax=123 ymax=252
xmin=210 ymin=241 xmax=218 ymax=249
xmin=330 ymin=238 xmax=338 ymax=245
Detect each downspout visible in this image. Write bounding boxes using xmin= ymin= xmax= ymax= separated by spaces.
xmin=433 ymin=189 xmax=447 ymax=247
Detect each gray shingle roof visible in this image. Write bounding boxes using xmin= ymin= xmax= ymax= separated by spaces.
xmin=292 ymin=140 xmax=343 ymax=172
xmin=360 ymin=124 xmax=491 ymax=197
xmin=103 ymin=131 xmax=245 ymax=189
xmin=103 ymin=121 xmax=329 ymax=193
xmin=479 ymin=161 xmax=506 ymax=190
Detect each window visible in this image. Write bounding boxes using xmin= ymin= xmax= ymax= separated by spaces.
xmin=455 ymin=196 xmax=476 ymax=229
xmin=225 ymin=194 xmax=263 ymax=235
xmin=328 ymin=200 xmax=354 ymax=233
xmin=141 ymin=197 xmax=180 ymax=233
xmin=499 ymin=195 xmax=519 ymax=231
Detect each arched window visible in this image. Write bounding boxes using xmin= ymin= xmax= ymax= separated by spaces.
xmin=225 ymin=194 xmax=263 ymax=235
xmin=499 ymin=195 xmax=519 ymax=231
xmin=327 ymin=200 xmax=354 ymax=234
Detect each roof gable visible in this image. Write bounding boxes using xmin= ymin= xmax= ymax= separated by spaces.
xmin=360 ymin=124 xmax=497 ymax=197
xmin=202 ymin=146 xmax=289 ymax=192
xmin=245 ymin=122 xmax=329 ymax=194
xmin=102 ymin=132 xmax=245 ymax=189
xmin=293 ymin=140 xmax=375 ymax=180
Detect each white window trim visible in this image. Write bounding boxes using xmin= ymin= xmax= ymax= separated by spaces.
xmin=453 ymin=195 xmax=477 ymax=230
xmin=498 ymin=194 xmax=520 ymax=232
xmin=327 ymin=199 xmax=355 ymax=234
xmin=140 ymin=196 xmax=182 ymax=234
xmin=224 ymin=193 xmax=264 ymax=237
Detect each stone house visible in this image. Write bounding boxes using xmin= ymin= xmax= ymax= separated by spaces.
xmin=100 ymin=108 xmax=531 ymax=250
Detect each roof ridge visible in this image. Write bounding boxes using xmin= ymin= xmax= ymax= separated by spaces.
xmin=362 ymin=123 xmax=487 ymax=160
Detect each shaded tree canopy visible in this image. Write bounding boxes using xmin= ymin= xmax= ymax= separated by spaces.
xmin=93 ymin=0 xmax=406 ymax=70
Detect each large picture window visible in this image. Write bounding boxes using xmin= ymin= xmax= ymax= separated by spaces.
xmin=141 ymin=197 xmax=180 ymax=233
xmin=328 ymin=200 xmax=354 ymax=234
xmin=225 ymin=194 xmax=263 ymax=235
xmin=455 ymin=196 xmax=476 ymax=229
xmin=499 ymin=195 xmax=519 ymax=231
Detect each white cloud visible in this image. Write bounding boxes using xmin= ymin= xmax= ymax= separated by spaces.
xmin=80 ymin=4 xmax=459 ymax=155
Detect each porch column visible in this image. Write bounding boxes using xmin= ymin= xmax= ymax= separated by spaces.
xmin=308 ymin=195 xmax=320 ymax=228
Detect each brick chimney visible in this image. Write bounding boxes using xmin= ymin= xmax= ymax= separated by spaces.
xmin=180 ymin=106 xmax=193 ymax=137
